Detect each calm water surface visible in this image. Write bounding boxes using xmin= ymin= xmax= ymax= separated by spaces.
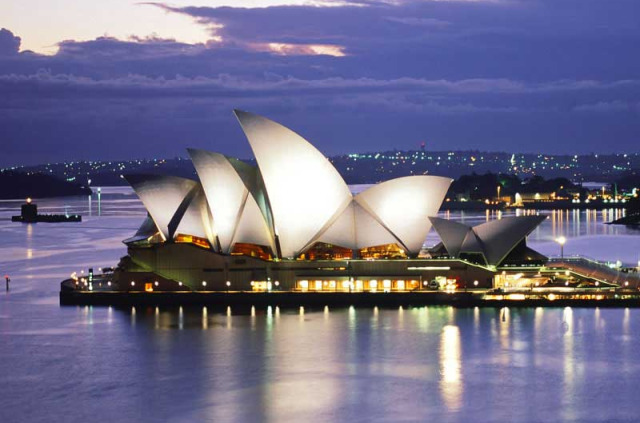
xmin=1 ymin=189 xmax=640 ymax=422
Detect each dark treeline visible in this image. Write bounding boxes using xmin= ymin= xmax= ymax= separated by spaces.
xmin=447 ymin=173 xmax=582 ymax=201
xmin=0 ymin=171 xmax=91 ymax=199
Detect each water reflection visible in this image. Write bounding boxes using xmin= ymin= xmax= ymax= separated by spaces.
xmin=473 ymin=306 xmax=480 ymax=333
xmin=562 ymin=307 xmax=576 ymax=421
xmin=623 ymin=307 xmax=630 ymax=336
xmin=4 ymin=301 xmax=640 ymax=421
xmin=440 ymin=325 xmax=462 ymax=411
xmin=3 ymin=191 xmax=640 ymax=421
xmin=499 ymin=307 xmax=510 ymax=351
xmin=202 ymin=306 xmax=208 ymax=330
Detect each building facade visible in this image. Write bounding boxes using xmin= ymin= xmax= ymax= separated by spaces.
xmin=115 ymin=110 xmax=547 ymax=292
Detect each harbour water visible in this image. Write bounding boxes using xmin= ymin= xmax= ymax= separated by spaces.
xmin=1 ymin=189 xmax=640 ymax=422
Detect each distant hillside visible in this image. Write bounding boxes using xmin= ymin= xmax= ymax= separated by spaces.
xmin=0 ymin=171 xmax=92 ymax=199
xmin=7 ymin=150 xmax=640 ymax=185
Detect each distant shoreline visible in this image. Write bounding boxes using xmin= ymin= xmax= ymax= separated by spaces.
xmin=608 ymin=214 xmax=640 ymax=226
xmin=441 ymin=200 xmax=627 ymax=211
xmin=0 ymin=171 xmax=91 ymax=200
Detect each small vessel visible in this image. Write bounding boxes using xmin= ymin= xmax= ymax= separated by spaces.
xmin=11 ymin=198 xmax=81 ymax=223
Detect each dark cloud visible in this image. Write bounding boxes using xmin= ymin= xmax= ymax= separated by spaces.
xmin=0 ymin=28 xmax=21 ymax=55
xmin=1 ymin=0 xmax=640 ymax=167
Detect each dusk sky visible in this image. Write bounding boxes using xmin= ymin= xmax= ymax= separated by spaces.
xmin=2 ymin=0 xmax=639 ymax=167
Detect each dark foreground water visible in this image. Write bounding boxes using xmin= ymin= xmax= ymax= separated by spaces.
xmin=1 ymin=189 xmax=640 ymax=422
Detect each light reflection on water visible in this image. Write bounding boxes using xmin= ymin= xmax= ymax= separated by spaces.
xmin=1 ymin=300 xmax=640 ymax=421
xmin=1 ymin=191 xmax=640 ymax=421
xmin=440 ymin=325 xmax=462 ymax=411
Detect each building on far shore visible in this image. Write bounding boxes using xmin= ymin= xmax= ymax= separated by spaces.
xmin=111 ymin=110 xmax=555 ymax=293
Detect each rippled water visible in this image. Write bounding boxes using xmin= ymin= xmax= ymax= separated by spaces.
xmin=1 ymin=189 xmax=640 ymax=422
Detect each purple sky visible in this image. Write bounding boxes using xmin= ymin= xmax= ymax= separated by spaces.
xmin=1 ymin=0 xmax=640 ymax=167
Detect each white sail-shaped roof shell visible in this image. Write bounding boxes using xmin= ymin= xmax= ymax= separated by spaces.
xmin=188 ymin=149 xmax=274 ymax=253
xmin=429 ymin=217 xmax=470 ymax=258
xmin=122 ymin=111 xmax=482 ymax=262
xmin=311 ymin=201 xmax=403 ymax=251
xmin=305 ymin=202 xmax=357 ymax=250
xmin=307 ymin=176 xmax=451 ymax=254
xmin=174 ymin=186 xmax=215 ymax=244
xmin=235 ymin=110 xmax=353 ymax=258
xmin=125 ymin=174 xmax=200 ymax=241
xmin=472 ymin=215 xmax=545 ymax=265
xmin=355 ymin=176 xmax=452 ymax=255
xmin=429 ymin=215 xmax=546 ymax=265
xmin=124 ymin=214 xmax=159 ymax=244
xmin=230 ymin=195 xmax=275 ymax=251
xmin=353 ymin=202 xmax=400 ymax=248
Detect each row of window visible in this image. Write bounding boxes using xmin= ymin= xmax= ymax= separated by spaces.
xmin=296 ymin=279 xmax=421 ymax=292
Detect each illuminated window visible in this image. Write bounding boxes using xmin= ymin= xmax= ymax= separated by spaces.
xmin=301 ymin=242 xmax=353 ymax=260
xmin=369 ymin=279 xmax=378 ymax=292
xmin=396 ymin=280 xmax=405 ymax=291
xmin=145 ymin=283 xmax=153 ymax=292
xmin=175 ymin=234 xmax=211 ymax=249
xmin=383 ymin=279 xmax=391 ymax=292
xmin=359 ymin=244 xmax=407 ymax=260
xmin=230 ymin=243 xmax=273 ymax=260
xmin=252 ymin=281 xmax=269 ymax=291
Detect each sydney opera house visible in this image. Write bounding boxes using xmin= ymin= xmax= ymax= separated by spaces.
xmin=115 ymin=110 xmax=547 ymax=293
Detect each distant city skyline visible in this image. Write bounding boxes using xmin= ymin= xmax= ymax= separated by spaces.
xmin=6 ymin=149 xmax=639 ymax=185
xmin=2 ymin=0 xmax=640 ymax=167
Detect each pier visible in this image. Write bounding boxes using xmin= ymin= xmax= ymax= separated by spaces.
xmin=60 ymin=276 xmax=640 ymax=308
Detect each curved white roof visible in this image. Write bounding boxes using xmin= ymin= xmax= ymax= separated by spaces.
xmin=188 ymin=149 xmax=274 ymax=253
xmin=124 ymin=174 xmax=200 ymax=241
xmin=428 ymin=217 xmax=469 ymax=258
xmin=355 ymin=175 xmax=452 ymax=255
xmin=310 ymin=201 xmax=401 ymax=251
xmin=430 ymin=215 xmax=546 ymax=265
xmin=174 ymin=186 xmax=215 ymax=244
xmin=123 ymin=214 xmax=159 ymax=243
xmin=123 ymin=111 xmax=474 ymax=261
xmin=235 ymin=110 xmax=352 ymax=258
xmin=304 ymin=202 xmax=357 ymax=250
xmin=473 ymin=215 xmax=545 ymax=265
xmin=231 ymin=195 xmax=275 ymax=251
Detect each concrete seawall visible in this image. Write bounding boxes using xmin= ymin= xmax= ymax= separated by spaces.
xmin=60 ymin=289 xmax=640 ymax=308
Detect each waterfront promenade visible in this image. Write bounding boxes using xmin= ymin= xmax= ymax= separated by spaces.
xmin=547 ymin=257 xmax=640 ymax=287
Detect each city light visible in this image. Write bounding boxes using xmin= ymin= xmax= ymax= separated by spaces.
xmin=556 ymin=236 xmax=567 ymax=258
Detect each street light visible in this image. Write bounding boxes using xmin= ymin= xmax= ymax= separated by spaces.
xmin=556 ymin=236 xmax=567 ymax=258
